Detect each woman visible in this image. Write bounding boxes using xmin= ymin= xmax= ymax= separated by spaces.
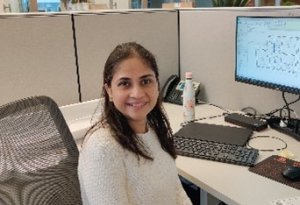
xmin=78 ymin=42 xmax=192 ymax=205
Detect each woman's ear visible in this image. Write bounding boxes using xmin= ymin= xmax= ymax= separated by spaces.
xmin=104 ymin=83 xmax=112 ymax=98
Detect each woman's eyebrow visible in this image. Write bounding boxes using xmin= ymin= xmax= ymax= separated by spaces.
xmin=117 ymin=77 xmax=130 ymax=81
xmin=140 ymin=74 xmax=155 ymax=79
xmin=116 ymin=74 xmax=154 ymax=81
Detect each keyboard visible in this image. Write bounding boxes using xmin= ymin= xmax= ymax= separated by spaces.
xmin=174 ymin=136 xmax=259 ymax=166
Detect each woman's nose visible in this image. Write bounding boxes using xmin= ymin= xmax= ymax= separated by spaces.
xmin=130 ymin=85 xmax=144 ymax=98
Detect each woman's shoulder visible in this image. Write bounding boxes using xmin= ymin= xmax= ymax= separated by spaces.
xmin=78 ymin=127 xmax=125 ymax=173
xmin=81 ymin=127 xmax=121 ymax=153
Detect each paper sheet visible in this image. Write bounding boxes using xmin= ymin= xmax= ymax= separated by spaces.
xmin=269 ymin=196 xmax=300 ymax=205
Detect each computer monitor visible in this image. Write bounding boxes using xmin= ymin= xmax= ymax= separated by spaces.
xmin=235 ymin=16 xmax=300 ymax=95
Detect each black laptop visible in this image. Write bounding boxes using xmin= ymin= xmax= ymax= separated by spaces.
xmin=174 ymin=122 xmax=253 ymax=146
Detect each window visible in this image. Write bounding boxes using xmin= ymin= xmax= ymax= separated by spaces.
xmin=20 ymin=0 xmax=60 ymax=12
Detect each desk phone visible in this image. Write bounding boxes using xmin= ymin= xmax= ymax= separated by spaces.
xmin=161 ymin=75 xmax=201 ymax=105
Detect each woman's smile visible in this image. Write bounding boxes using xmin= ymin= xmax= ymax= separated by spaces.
xmin=126 ymin=101 xmax=147 ymax=108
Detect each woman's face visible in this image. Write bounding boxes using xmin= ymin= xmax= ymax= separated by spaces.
xmin=105 ymin=57 xmax=159 ymax=133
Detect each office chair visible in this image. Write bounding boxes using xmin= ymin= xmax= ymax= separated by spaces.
xmin=0 ymin=96 xmax=82 ymax=205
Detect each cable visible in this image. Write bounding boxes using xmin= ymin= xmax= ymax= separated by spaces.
xmin=207 ymin=102 xmax=231 ymax=114
xmin=180 ymin=113 xmax=227 ymax=127
xmin=266 ymin=93 xmax=300 ymax=118
xmin=241 ymin=106 xmax=257 ymax=116
xmin=197 ymin=100 xmax=231 ymax=114
xmin=180 ymin=101 xmax=230 ymax=127
xmin=282 ymin=92 xmax=291 ymax=120
xmin=247 ymin=135 xmax=287 ymax=152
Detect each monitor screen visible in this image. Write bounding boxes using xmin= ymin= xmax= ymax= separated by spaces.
xmin=235 ymin=16 xmax=300 ymax=95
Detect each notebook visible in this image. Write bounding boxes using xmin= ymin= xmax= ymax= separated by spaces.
xmin=174 ymin=122 xmax=253 ymax=146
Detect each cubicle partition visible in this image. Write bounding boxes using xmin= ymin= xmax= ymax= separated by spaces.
xmin=180 ymin=7 xmax=300 ymax=114
xmin=0 ymin=10 xmax=179 ymax=106
xmin=0 ymin=14 xmax=79 ymax=106
xmin=74 ymin=10 xmax=179 ymax=101
xmin=2 ymin=8 xmax=300 ymax=114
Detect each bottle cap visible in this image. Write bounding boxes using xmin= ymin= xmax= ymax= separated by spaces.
xmin=185 ymin=72 xmax=192 ymax=78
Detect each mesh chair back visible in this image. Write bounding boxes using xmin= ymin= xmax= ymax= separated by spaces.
xmin=0 ymin=96 xmax=82 ymax=205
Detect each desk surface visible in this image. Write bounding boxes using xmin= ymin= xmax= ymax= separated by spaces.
xmin=164 ymin=103 xmax=300 ymax=205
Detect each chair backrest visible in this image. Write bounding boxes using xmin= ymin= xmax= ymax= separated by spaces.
xmin=0 ymin=96 xmax=82 ymax=205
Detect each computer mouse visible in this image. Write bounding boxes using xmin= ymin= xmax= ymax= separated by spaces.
xmin=282 ymin=166 xmax=300 ymax=181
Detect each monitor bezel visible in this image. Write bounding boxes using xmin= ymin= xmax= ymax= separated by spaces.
xmin=235 ymin=16 xmax=300 ymax=95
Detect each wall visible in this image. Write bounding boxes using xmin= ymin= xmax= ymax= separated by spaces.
xmin=0 ymin=10 xmax=179 ymax=106
xmin=180 ymin=7 xmax=300 ymax=115
xmin=2 ymin=8 xmax=300 ymax=114
xmin=74 ymin=10 xmax=179 ymax=102
xmin=0 ymin=14 xmax=79 ymax=106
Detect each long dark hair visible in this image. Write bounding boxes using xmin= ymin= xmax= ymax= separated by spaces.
xmin=86 ymin=42 xmax=176 ymax=160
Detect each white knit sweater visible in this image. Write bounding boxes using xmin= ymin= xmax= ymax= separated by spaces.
xmin=78 ymin=127 xmax=192 ymax=205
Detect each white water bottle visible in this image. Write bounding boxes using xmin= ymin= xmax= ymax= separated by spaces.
xmin=183 ymin=72 xmax=195 ymax=122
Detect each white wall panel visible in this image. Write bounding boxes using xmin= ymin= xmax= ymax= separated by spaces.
xmin=0 ymin=14 xmax=79 ymax=106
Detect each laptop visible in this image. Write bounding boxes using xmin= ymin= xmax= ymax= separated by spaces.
xmin=174 ymin=122 xmax=253 ymax=146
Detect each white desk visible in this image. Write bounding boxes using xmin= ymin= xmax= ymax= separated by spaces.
xmin=164 ymin=103 xmax=300 ymax=205
xmin=62 ymin=100 xmax=300 ymax=205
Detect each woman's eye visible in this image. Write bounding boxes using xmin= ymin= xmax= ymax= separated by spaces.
xmin=118 ymin=81 xmax=130 ymax=87
xmin=142 ymin=79 xmax=152 ymax=85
